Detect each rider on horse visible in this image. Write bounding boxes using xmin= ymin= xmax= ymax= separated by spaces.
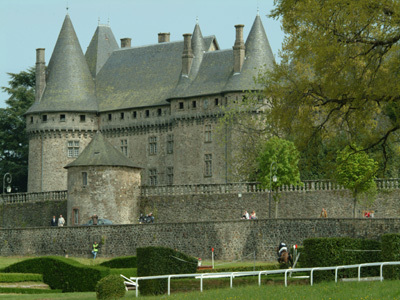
xmin=277 ymin=242 xmax=288 ymax=261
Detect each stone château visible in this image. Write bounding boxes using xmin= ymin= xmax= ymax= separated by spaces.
xmin=26 ymin=12 xmax=275 ymax=193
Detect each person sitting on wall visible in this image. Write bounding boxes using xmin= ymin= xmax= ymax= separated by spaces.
xmin=250 ymin=211 xmax=257 ymax=219
xmin=319 ymin=208 xmax=327 ymax=218
xmin=241 ymin=211 xmax=249 ymax=219
xmin=92 ymin=241 xmax=99 ymax=259
xmin=148 ymin=212 xmax=154 ymax=223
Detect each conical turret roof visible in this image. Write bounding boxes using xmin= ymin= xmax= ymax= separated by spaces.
xmin=65 ymin=131 xmax=142 ymax=169
xmin=224 ymin=14 xmax=275 ymax=92
xmin=27 ymin=14 xmax=98 ymax=114
xmin=85 ymin=24 xmax=119 ymax=78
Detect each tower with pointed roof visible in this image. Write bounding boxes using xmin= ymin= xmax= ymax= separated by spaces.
xmin=26 ymin=13 xmax=275 ymax=193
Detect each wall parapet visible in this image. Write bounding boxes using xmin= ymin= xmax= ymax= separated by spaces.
xmin=1 ymin=178 xmax=399 ymax=203
xmin=141 ymin=178 xmax=400 ymax=196
xmin=1 ymin=190 xmax=67 ymax=204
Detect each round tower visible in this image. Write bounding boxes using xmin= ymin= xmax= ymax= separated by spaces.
xmin=26 ymin=15 xmax=98 ymax=192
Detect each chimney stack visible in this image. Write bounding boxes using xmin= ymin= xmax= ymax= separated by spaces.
xmin=35 ymin=48 xmax=46 ymax=102
xmin=233 ymin=24 xmax=245 ymax=73
xmin=158 ymin=32 xmax=170 ymax=43
xmin=120 ymin=38 xmax=132 ymax=48
xmin=182 ymin=33 xmax=194 ymax=76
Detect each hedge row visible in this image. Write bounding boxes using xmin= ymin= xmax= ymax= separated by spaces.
xmin=109 ymin=268 xmax=137 ymax=277
xmin=381 ymin=233 xmax=400 ymax=279
xmin=137 ymin=247 xmax=198 ymax=295
xmin=2 ymin=256 xmax=110 ymax=292
xmin=301 ymin=237 xmax=381 ymax=282
xmin=100 ymin=256 xmax=137 ymax=268
xmin=0 ymin=273 xmax=43 ymax=283
xmin=0 ymin=287 xmax=62 ymax=294
xmin=197 ymin=264 xmax=279 ymax=273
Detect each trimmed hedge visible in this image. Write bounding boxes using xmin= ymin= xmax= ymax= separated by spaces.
xmin=0 ymin=287 xmax=62 ymax=294
xmin=197 ymin=264 xmax=279 ymax=273
xmin=96 ymin=274 xmax=126 ymax=300
xmin=2 ymin=256 xmax=110 ymax=292
xmin=109 ymin=268 xmax=137 ymax=277
xmin=381 ymin=233 xmax=400 ymax=279
xmin=302 ymin=237 xmax=381 ymax=282
xmin=137 ymin=247 xmax=198 ymax=295
xmin=100 ymin=256 xmax=137 ymax=268
xmin=0 ymin=273 xmax=43 ymax=282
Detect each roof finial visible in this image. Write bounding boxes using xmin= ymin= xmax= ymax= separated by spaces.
xmin=66 ymin=1 xmax=69 ymax=15
xmin=108 ymin=17 xmax=110 ymax=26
xmin=196 ymin=16 xmax=199 ymax=24
xmin=257 ymin=3 xmax=260 ymax=16
xmin=98 ymin=17 xmax=100 ymax=26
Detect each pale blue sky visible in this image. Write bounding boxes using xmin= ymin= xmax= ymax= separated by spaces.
xmin=0 ymin=0 xmax=284 ymax=108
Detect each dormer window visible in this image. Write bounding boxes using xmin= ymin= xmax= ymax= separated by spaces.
xmin=80 ymin=115 xmax=86 ymax=122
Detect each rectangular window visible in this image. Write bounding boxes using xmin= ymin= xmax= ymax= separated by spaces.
xmin=167 ymin=167 xmax=174 ymax=185
xmin=120 ymin=139 xmax=128 ymax=156
xmin=149 ymin=169 xmax=157 ymax=186
xmin=120 ymin=112 xmax=124 ymax=120
xmin=73 ymin=208 xmax=79 ymax=225
xmin=82 ymin=172 xmax=87 ymax=186
xmin=205 ymin=154 xmax=212 ymax=177
xmin=30 ymin=116 xmax=33 ymax=123
xmin=167 ymin=134 xmax=174 ymax=154
xmin=108 ymin=114 xmax=112 ymax=121
xmin=179 ymin=102 xmax=184 ymax=109
xmin=67 ymin=141 xmax=80 ymax=158
xmin=149 ymin=136 xmax=157 ymax=155
xmin=133 ymin=111 xmax=137 ymax=118
xmin=215 ymin=98 xmax=219 ymax=106
xmin=192 ymin=101 xmax=197 ymax=108
xmin=80 ymin=115 xmax=86 ymax=122
xmin=157 ymin=108 xmax=162 ymax=116
xmin=205 ymin=124 xmax=212 ymax=143
xmin=42 ymin=115 xmax=47 ymax=122
xmin=60 ymin=114 xmax=66 ymax=122
xmin=145 ymin=110 xmax=150 ymax=117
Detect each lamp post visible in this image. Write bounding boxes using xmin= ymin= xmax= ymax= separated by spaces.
xmin=3 ymin=173 xmax=12 ymax=195
xmin=269 ymin=162 xmax=277 ymax=218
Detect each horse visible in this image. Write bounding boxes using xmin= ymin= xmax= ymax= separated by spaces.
xmin=277 ymin=248 xmax=293 ymax=267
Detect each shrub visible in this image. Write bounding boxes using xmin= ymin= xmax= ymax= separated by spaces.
xmin=137 ymin=247 xmax=197 ymax=295
xmin=96 ymin=274 xmax=126 ymax=300
xmin=302 ymin=237 xmax=381 ymax=282
xmin=100 ymin=256 xmax=137 ymax=268
xmin=109 ymin=268 xmax=137 ymax=277
xmin=0 ymin=273 xmax=43 ymax=282
xmin=381 ymin=233 xmax=400 ymax=279
xmin=3 ymin=256 xmax=110 ymax=292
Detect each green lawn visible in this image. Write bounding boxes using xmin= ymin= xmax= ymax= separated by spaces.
xmin=1 ymin=280 xmax=399 ymax=299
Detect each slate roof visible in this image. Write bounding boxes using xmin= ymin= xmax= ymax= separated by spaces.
xmin=65 ymin=131 xmax=142 ymax=169
xmin=27 ymin=14 xmax=274 ymax=114
xmin=85 ymin=24 xmax=119 ymax=78
xmin=27 ymin=14 xmax=98 ymax=114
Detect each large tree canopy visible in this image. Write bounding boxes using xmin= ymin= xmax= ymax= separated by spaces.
xmin=0 ymin=67 xmax=35 ymax=193
xmin=261 ymin=0 xmax=400 ymax=177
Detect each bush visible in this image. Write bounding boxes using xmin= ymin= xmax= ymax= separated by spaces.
xmin=96 ymin=274 xmax=126 ymax=300
xmin=2 ymin=256 xmax=110 ymax=292
xmin=109 ymin=268 xmax=137 ymax=277
xmin=0 ymin=273 xmax=43 ymax=282
xmin=302 ymin=237 xmax=381 ymax=282
xmin=381 ymin=233 xmax=400 ymax=279
xmin=137 ymin=247 xmax=197 ymax=295
xmin=100 ymin=256 xmax=137 ymax=268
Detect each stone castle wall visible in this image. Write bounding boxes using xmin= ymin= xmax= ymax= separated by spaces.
xmin=1 ymin=219 xmax=399 ymax=260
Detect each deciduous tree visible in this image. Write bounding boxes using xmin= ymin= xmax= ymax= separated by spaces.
xmin=0 ymin=67 xmax=35 ymax=193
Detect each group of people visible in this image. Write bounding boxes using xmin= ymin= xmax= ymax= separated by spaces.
xmin=50 ymin=215 xmax=65 ymax=226
xmin=241 ymin=210 xmax=257 ymax=220
xmin=138 ymin=212 xmax=154 ymax=224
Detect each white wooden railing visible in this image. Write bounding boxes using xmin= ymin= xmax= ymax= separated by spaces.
xmin=122 ymin=261 xmax=400 ymax=297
